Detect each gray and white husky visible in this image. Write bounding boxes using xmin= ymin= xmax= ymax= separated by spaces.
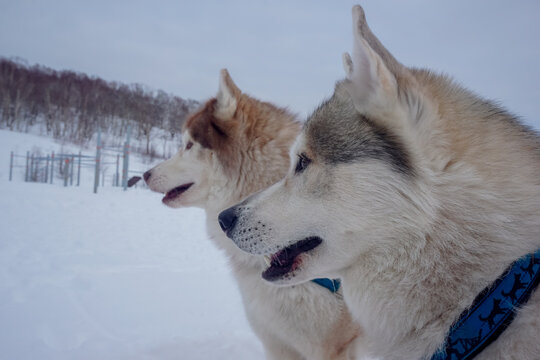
xmin=219 ymin=5 xmax=540 ymax=360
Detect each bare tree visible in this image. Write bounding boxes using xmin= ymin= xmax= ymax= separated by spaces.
xmin=0 ymin=57 xmax=200 ymax=156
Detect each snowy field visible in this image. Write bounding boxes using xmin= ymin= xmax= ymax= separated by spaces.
xmin=0 ymin=129 xmax=263 ymax=359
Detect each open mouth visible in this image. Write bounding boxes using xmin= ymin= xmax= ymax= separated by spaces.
xmin=262 ymin=236 xmax=322 ymax=281
xmin=162 ymin=183 xmax=194 ymax=203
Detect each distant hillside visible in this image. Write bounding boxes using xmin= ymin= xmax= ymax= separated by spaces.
xmin=0 ymin=57 xmax=200 ymax=157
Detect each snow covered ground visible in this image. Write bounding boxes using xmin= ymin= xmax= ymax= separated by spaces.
xmin=0 ymin=129 xmax=263 ymax=359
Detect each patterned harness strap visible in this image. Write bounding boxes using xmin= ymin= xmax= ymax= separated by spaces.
xmin=432 ymin=250 xmax=540 ymax=360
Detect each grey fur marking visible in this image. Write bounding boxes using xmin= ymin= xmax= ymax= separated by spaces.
xmin=305 ymin=85 xmax=412 ymax=176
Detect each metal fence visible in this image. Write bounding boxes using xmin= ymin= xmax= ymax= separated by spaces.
xmin=7 ymin=126 xmax=144 ymax=193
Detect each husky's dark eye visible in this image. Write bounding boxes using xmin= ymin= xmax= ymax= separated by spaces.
xmin=295 ymin=153 xmax=311 ymax=174
xmin=185 ymin=141 xmax=193 ymax=150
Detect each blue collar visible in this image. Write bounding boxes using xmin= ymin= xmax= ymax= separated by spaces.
xmin=432 ymin=249 xmax=540 ymax=360
xmin=312 ymin=278 xmax=341 ymax=293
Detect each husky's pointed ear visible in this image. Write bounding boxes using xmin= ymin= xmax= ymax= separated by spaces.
xmin=351 ymin=5 xmax=404 ymax=78
xmin=215 ymin=69 xmax=241 ymax=119
xmin=342 ymin=5 xmax=406 ymax=114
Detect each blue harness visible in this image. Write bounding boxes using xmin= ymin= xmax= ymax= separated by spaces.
xmin=432 ymin=249 xmax=540 ymax=360
xmin=312 ymin=278 xmax=341 ymax=293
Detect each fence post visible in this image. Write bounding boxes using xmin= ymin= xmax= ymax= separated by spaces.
xmin=115 ymin=154 xmax=120 ymax=187
xmin=25 ymin=151 xmax=29 ymax=182
xmin=34 ymin=155 xmax=39 ymax=182
xmin=122 ymin=125 xmax=131 ymax=191
xmin=50 ymin=152 xmax=55 ymax=184
xmin=122 ymin=143 xmax=128 ymax=190
xmin=30 ymin=154 xmax=35 ymax=182
xmin=9 ymin=151 xmax=13 ymax=181
xmin=121 ymin=143 xmax=126 ymax=189
xmin=70 ymin=155 xmax=74 ymax=186
xmin=36 ymin=157 xmax=41 ymax=182
xmin=94 ymin=130 xmax=101 ymax=194
xmin=77 ymin=151 xmax=81 ymax=186
xmin=45 ymin=155 xmax=50 ymax=183
xmin=64 ymin=158 xmax=69 ymax=187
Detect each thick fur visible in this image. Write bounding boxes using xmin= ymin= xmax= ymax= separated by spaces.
xmin=222 ymin=6 xmax=540 ymax=360
xmin=144 ymin=69 xmax=361 ymax=360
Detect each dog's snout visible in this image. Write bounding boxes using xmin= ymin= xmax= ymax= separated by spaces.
xmin=143 ymin=170 xmax=152 ymax=182
xmin=218 ymin=207 xmax=238 ymax=235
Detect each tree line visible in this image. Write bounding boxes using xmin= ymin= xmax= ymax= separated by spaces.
xmin=0 ymin=57 xmax=200 ymax=156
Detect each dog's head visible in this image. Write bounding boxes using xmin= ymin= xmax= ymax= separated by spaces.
xmin=145 ymin=69 xmax=300 ymax=210
xmin=219 ymin=6 xmax=438 ymax=285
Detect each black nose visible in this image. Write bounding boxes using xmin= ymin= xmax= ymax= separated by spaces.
xmin=218 ymin=207 xmax=238 ymax=234
xmin=143 ymin=170 xmax=152 ymax=182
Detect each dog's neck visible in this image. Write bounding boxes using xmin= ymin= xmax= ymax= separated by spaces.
xmin=341 ymin=223 xmax=536 ymax=360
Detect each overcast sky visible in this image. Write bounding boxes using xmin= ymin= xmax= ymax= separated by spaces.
xmin=1 ymin=0 xmax=539 ymax=129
